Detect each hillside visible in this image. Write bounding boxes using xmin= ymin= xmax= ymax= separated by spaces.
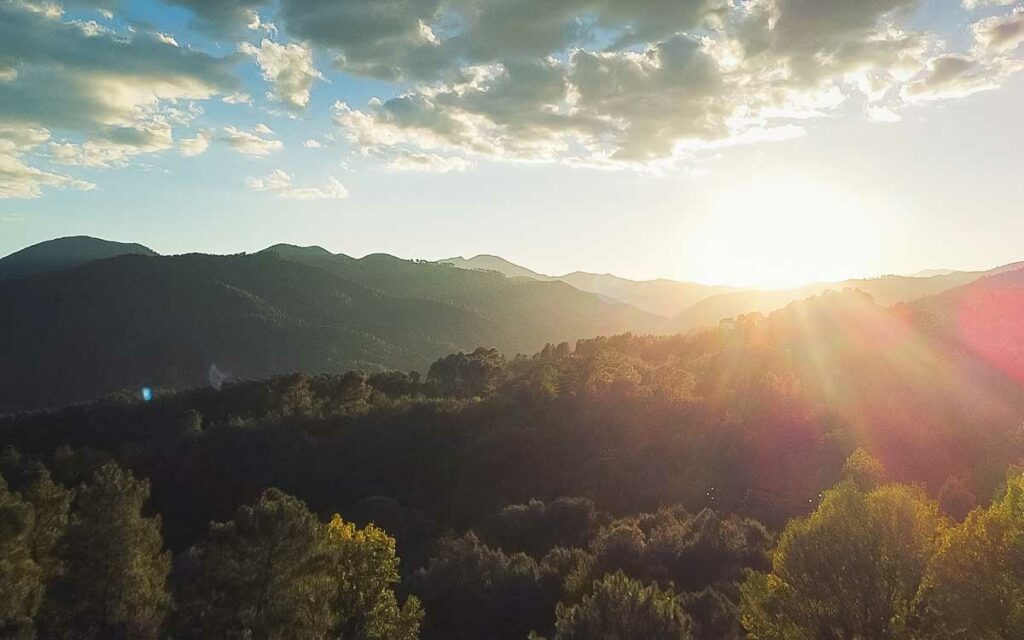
xmin=558 ymin=271 xmax=738 ymax=316
xmin=671 ymin=270 xmax=989 ymax=331
xmin=441 ymin=254 xmax=739 ymax=316
xmin=0 ymin=248 xmax=660 ymax=410
xmin=266 ymin=246 xmax=661 ymax=349
xmin=0 ymin=236 xmax=158 ymax=280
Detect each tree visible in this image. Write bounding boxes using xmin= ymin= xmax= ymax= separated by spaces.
xmin=740 ymin=481 xmax=943 ymax=640
xmin=551 ymin=571 xmax=693 ymax=640
xmin=428 ymin=347 xmax=506 ymax=397
xmin=412 ymin=532 xmax=558 ymax=640
xmin=913 ymin=473 xmax=1024 ymax=639
xmin=46 ymin=462 xmax=170 ymax=639
xmin=321 ymin=514 xmax=423 ymax=640
xmin=176 ymin=489 xmax=422 ymax=640
xmin=0 ymin=476 xmax=42 ymax=639
xmin=841 ymin=448 xmax=886 ymax=491
xmin=21 ymin=465 xmax=71 ymax=585
xmin=174 ymin=488 xmax=332 ymax=639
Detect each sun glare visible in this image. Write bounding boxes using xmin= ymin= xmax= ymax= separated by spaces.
xmin=683 ymin=176 xmax=885 ymax=289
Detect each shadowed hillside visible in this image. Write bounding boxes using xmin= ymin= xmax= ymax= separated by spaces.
xmin=0 ymin=236 xmax=158 ymax=280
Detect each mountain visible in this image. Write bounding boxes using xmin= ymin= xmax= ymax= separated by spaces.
xmin=0 ymin=236 xmax=158 ymax=280
xmin=557 ymin=271 xmax=738 ymax=317
xmin=440 ymin=255 xmax=740 ymax=316
xmin=671 ymin=270 xmax=993 ymax=331
xmin=263 ymin=246 xmax=661 ymax=349
xmin=0 ymin=247 xmax=660 ymax=411
xmin=438 ymin=255 xmax=555 ymax=281
xmin=911 ymin=268 xmax=958 ymax=278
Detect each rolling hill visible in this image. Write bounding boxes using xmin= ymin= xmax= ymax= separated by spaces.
xmin=0 ymin=235 xmax=158 ymax=280
xmin=0 ymin=243 xmax=660 ymax=410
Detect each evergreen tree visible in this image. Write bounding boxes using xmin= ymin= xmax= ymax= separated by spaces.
xmin=47 ymin=462 xmax=170 ymax=639
xmin=175 ymin=488 xmax=333 ymax=639
xmin=551 ymin=571 xmax=693 ymax=640
xmin=0 ymin=476 xmax=42 ymax=639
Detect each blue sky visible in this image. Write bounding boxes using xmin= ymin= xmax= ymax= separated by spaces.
xmin=1 ymin=0 xmax=1022 ymax=286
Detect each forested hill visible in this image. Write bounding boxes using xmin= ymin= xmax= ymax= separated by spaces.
xmin=4 ymin=282 xmax=1024 ymax=639
xmin=0 ymin=249 xmax=659 ymax=411
xmin=0 ymin=235 xmax=157 ymax=280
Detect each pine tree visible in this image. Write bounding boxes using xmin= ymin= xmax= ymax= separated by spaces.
xmin=47 ymin=462 xmax=170 ymax=639
xmin=0 ymin=476 xmax=42 ymax=639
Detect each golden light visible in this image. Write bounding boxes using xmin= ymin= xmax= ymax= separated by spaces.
xmin=682 ymin=175 xmax=886 ymax=289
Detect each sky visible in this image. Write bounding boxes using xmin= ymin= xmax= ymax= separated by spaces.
xmin=1 ymin=0 xmax=1022 ymax=287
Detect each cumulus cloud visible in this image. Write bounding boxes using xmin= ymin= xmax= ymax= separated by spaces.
xmin=302 ymin=139 xmax=321 ymax=148
xmin=973 ymin=7 xmax=1024 ymax=54
xmin=0 ymin=1 xmax=235 ymax=192
xmin=246 ymin=169 xmax=349 ymax=199
xmin=222 ymin=125 xmax=282 ymax=156
xmin=0 ymin=153 xmax=95 ymax=199
xmin=239 ymin=38 xmax=322 ymax=109
xmin=180 ymin=130 xmax=211 ymax=156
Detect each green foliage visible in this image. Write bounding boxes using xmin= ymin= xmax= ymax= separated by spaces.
xmin=588 ymin=507 xmax=772 ymax=593
xmin=411 ymin=532 xmax=561 ymax=640
xmin=21 ymin=466 xmax=71 ymax=586
xmin=0 ymin=476 xmax=42 ymax=639
xmin=175 ymin=488 xmax=332 ymax=638
xmin=176 ymin=489 xmax=421 ymax=640
xmin=47 ymin=462 xmax=170 ymax=639
xmin=321 ymin=514 xmax=423 ymax=640
xmin=484 ymin=497 xmax=599 ymax=558
xmin=841 ymin=447 xmax=887 ymax=491
xmin=913 ymin=473 xmax=1024 ymax=639
xmin=428 ymin=347 xmax=507 ymax=398
xmin=552 ymin=571 xmax=693 ymax=640
xmin=740 ymin=481 xmax=943 ymax=640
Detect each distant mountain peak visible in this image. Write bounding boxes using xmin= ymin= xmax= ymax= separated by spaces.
xmin=260 ymin=243 xmax=334 ymax=258
xmin=0 ymin=236 xmax=158 ymax=280
xmin=438 ymin=255 xmax=553 ymax=281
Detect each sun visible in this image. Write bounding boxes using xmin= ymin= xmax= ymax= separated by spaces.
xmin=682 ymin=175 xmax=886 ymax=289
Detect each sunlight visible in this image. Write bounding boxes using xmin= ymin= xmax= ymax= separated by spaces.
xmin=683 ymin=176 xmax=885 ymax=289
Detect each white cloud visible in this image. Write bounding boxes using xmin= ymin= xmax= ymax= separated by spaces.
xmin=154 ymin=32 xmax=179 ymax=47
xmin=239 ymin=39 xmax=322 ymax=109
xmin=963 ymin=0 xmax=1017 ymax=9
xmin=222 ymin=91 xmax=252 ymax=105
xmin=246 ymin=169 xmax=349 ymax=199
xmin=302 ymin=139 xmax=321 ymax=148
xmin=384 ymin=151 xmax=472 ymax=173
xmin=253 ymin=123 xmax=274 ymax=134
xmin=180 ymin=130 xmax=211 ymax=156
xmin=222 ymin=125 xmax=282 ymax=155
xmin=0 ymin=152 xmax=95 ymax=199
xmin=973 ymin=7 xmax=1024 ymax=55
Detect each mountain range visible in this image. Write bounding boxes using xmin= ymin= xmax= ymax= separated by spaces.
xmin=2 ymin=236 xmax=1021 ymax=410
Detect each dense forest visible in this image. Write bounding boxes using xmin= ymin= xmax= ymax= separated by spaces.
xmin=3 ymin=272 xmax=1024 ymax=638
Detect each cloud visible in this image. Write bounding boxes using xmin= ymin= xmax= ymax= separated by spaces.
xmin=239 ymin=38 xmax=322 ymax=109
xmin=904 ymin=53 xmax=1023 ymax=101
xmin=222 ymin=125 xmax=282 ymax=156
xmin=246 ymin=169 xmax=349 ymax=199
xmin=0 ymin=153 xmax=95 ymax=199
xmin=162 ymin=0 xmax=268 ymax=35
xmin=383 ymin=150 xmax=472 ymax=173
xmin=222 ymin=91 xmax=252 ymax=105
xmin=180 ymin=130 xmax=211 ymax=156
xmin=0 ymin=2 xmax=236 ymax=191
xmin=963 ymin=0 xmax=1017 ymax=9
xmin=302 ymin=139 xmax=321 ymax=148
xmin=973 ymin=7 xmax=1024 ymax=55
